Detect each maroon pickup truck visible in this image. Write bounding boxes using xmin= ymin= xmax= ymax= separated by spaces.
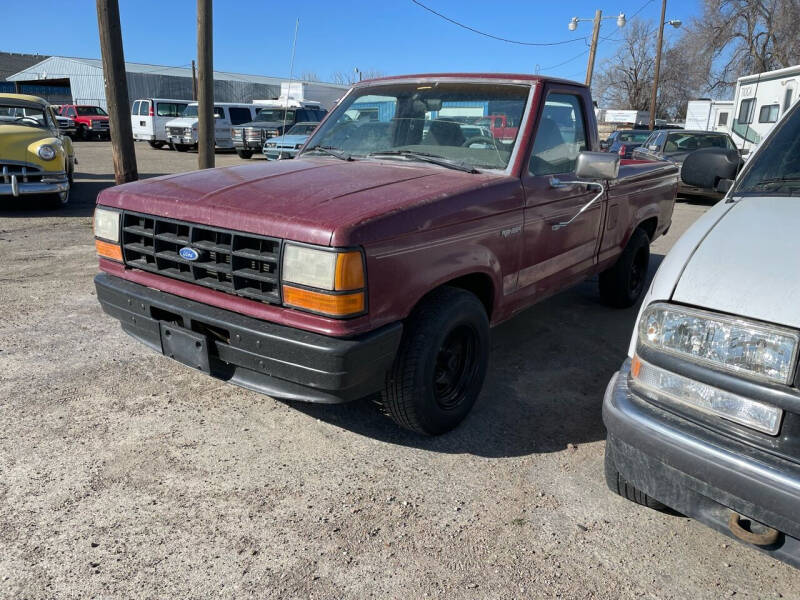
xmin=93 ymin=74 xmax=677 ymax=434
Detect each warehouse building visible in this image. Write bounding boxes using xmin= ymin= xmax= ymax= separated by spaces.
xmin=5 ymin=55 xmax=345 ymax=109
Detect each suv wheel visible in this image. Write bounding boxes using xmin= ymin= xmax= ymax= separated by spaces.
xmin=604 ymin=445 xmax=666 ymax=510
xmin=599 ymin=228 xmax=650 ymax=308
xmin=379 ymin=286 xmax=489 ymax=435
xmin=236 ymin=150 xmax=253 ymax=159
xmin=148 ymin=141 xmax=165 ymax=149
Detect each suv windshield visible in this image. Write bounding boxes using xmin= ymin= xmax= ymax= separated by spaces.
xmin=736 ymin=102 xmax=800 ymax=196
xmin=256 ymin=109 xmax=295 ymax=122
xmin=0 ymin=104 xmax=50 ymax=129
xmin=616 ymin=131 xmax=650 ymax=143
xmin=302 ymin=81 xmax=530 ymax=170
xmin=664 ymin=132 xmax=732 ymax=153
xmin=76 ymin=106 xmax=107 ymax=116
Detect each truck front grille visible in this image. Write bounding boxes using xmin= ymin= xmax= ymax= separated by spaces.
xmin=121 ymin=211 xmax=281 ymax=304
xmin=168 ymin=127 xmax=184 ymax=137
xmin=244 ymin=127 xmax=264 ymax=142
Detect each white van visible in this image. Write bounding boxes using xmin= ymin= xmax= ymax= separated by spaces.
xmin=131 ymin=98 xmax=190 ymax=148
xmin=164 ymin=102 xmax=258 ymax=151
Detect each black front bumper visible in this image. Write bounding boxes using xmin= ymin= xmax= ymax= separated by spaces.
xmin=95 ymin=273 xmax=402 ymax=403
xmin=604 ymin=360 xmax=800 ymax=568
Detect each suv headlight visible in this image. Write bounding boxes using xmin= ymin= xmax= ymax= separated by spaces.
xmin=38 ymin=145 xmax=57 ymax=160
xmin=281 ymin=244 xmax=365 ymax=317
xmin=639 ymin=303 xmax=799 ymax=384
xmin=184 ymin=127 xmax=193 ymax=136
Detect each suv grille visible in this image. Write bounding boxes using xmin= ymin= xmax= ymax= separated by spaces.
xmin=121 ymin=212 xmax=281 ymax=304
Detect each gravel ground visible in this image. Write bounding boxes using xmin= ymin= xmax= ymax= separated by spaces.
xmin=1 ymin=141 xmax=797 ymax=599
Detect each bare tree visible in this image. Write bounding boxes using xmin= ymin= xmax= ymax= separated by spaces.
xmin=593 ymin=20 xmax=657 ymax=111
xmin=329 ymin=69 xmax=386 ymax=86
xmin=684 ymin=0 xmax=800 ymax=92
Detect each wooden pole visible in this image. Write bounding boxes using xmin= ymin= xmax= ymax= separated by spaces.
xmin=96 ymin=0 xmax=138 ymax=183
xmin=191 ymin=59 xmax=197 ymax=101
xmin=197 ymin=0 xmax=214 ymax=169
xmin=649 ymin=0 xmax=668 ymax=130
xmin=585 ymin=9 xmax=602 ymax=87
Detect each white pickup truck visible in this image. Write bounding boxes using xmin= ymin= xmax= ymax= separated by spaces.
xmin=604 ymin=100 xmax=800 ymax=568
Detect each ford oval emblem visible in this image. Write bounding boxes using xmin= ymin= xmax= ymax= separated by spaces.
xmin=179 ymin=246 xmax=200 ymax=261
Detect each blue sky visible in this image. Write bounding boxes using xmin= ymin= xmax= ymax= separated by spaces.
xmin=5 ymin=0 xmax=698 ymax=83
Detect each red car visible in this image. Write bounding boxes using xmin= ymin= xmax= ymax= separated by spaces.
xmin=92 ymin=73 xmax=677 ymax=434
xmin=58 ymin=104 xmax=110 ymax=140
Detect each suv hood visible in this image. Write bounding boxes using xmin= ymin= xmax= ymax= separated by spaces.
xmin=239 ymin=120 xmax=282 ymax=129
xmin=672 ymin=196 xmax=800 ymax=328
xmin=97 ymin=157 xmax=505 ymax=246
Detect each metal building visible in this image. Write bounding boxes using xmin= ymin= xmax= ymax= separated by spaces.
xmin=6 ymin=56 xmax=344 ymax=109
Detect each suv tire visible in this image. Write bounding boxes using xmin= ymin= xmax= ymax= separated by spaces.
xmin=236 ymin=150 xmax=253 ymax=159
xmin=604 ymin=446 xmax=666 ymax=510
xmin=380 ymin=286 xmax=489 ymax=435
xmin=599 ymin=227 xmax=650 ymax=308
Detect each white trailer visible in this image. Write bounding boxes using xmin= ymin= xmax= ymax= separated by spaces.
xmin=254 ymin=81 xmax=346 ymax=112
xmin=684 ymin=99 xmax=734 ymax=133
xmin=730 ymin=64 xmax=800 ymax=152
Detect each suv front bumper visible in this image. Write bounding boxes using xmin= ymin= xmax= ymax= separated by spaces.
xmin=603 ymin=359 xmax=800 ymax=568
xmin=95 ymin=273 xmax=402 ymax=404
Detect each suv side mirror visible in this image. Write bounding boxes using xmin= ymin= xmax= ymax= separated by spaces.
xmin=575 ymin=151 xmax=620 ymax=180
xmin=681 ymin=148 xmax=741 ymax=191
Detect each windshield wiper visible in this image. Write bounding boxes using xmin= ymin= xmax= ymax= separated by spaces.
xmin=305 ymin=145 xmax=354 ymax=161
xmin=750 ymin=176 xmax=800 ymax=191
xmin=367 ymin=150 xmax=478 ymax=174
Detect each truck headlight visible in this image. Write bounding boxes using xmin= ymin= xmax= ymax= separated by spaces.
xmin=38 ymin=145 xmax=57 ymax=160
xmin=184 ymin=127 xmax=193 ymax=136
xmin=281 ymin=244 xmax=365 ymax=317
xmin=93 ymin=206 xmax=122 ymax=261
xmin=630 ymin=355 xmax=783 ymax=435
xmin=639 ymin=303 xmax=799 ymax=385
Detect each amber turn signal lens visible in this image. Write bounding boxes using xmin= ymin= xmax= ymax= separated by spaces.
xmin=334 ymin=251 xmax=365 ymax=290
xmin=283 ymin=285 xmax=365 ymax=317
xmin=631 ymin=354 xmax=642 ymax=378
xmin=95 ymin=239 xmax=123 ymax=262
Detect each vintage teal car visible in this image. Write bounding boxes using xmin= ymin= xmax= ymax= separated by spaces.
xmin=0 ymin=93 xmax=76 ymax=207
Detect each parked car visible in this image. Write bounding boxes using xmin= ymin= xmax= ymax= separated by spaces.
xmin=601 ymin=129 xmax=651 ymax=158
xmin=54 ymin=114 xmax=76 ymax=137
xmin=131 ymin=98 xmax=189 ymax=148
xmin=604 ymin=99 xmax=800 ymax=568
xmin=474 ymin=113 xmax=518 ymax=144
xmin=262 ymin=122 xmax=318 ymax=160
xmin=92 ymin=73 xmax=677 ymax=435
xmin=232 ymin=104 xmax=327 ymax=159
xmin=0 ymin=93 xmax=75 ymax=206
xmin=58 ymin=104 xmax=110 ymax=140
xmin=633 ymin=129 xmax=741 ymax=198
xmin=164 ymin=102 xmax=258 ymax=152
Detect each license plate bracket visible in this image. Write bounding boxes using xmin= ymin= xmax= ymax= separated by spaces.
xmin=159 ymin=323 xmax=211 ymax=373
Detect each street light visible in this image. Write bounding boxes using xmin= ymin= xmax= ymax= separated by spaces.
xmin=648 ymin=0 xmax=682 ymax=130
xmin=568 ymin=11 xmax=626 ymax=86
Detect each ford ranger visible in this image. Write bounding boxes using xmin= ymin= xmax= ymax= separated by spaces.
xmin=93 ymin=74 xmax=677 ymax=434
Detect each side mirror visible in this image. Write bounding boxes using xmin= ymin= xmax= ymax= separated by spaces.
xmin=740 ymin=148 xmax=750 ymax=156
xmin=575 ymin=151 xmax=620 ymax=180
xmin=599 ymin=140 xmax=609 ymax=151
xmin=681 ymin=148 xmax=740 ymax=191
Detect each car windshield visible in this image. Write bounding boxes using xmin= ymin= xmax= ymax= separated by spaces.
xmin=0 ymin=104 xmax=49 ymax=128
xmin=736 ymin=102 xmax=800 ymax=196
xmin=664 ymin=132 xmax=731 ymax=153
xmin=256 ymin=109 xmax=295 ymax=122
xmin=616 ymin=131 xmax=650 ymax=143
xmin=76 ymin=106 xmax=107 ymax=116
xmin=302 ymin=81 xmax=530 ymax=170
xmin=286 ymin=123 xmax=316 ymax=135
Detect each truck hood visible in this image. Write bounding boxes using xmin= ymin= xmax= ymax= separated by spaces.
xmin=672 ymin=196 xmax=800 ymax=329
xmin=165 ymin=117 xmax=197 ymax=128
xmin=97 ymin=157 xmax=504 ymax=246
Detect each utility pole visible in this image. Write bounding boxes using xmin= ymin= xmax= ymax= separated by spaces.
xmin=649 ymin=0 xmax=668 ymax=130
xmin=96 ymin=0 xmax=138 ymax=183
xmin=585 ymin=9 xmax=602 ymax=87
xmin=191 ymin=59 xmax=197 ymax=101
xmin=197 ymin=0 xmax=214 ymax=169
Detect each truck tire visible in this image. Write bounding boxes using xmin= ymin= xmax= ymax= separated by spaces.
xmin=77 ymin=125 xmax=87 ymax=140
xmin=604 ymin=446 xmax=666 ymax=510
xmin=380 ymin=286 xmax=489 ymax=435
xmin=148 ymin=141 xmax=165 ymax=149
xmin=174 ymin=143 xmax=191 ymax=152
xmin=599 ymin=228 xmax=650 ymax=308
xmin=236 ymin=150 xmax=253 ymax=159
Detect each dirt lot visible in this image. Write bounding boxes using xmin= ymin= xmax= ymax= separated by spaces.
xmin=1 ymin=141 xmax=797 ymax=599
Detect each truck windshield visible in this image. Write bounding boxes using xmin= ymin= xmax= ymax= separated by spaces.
xmin=302 ymin=82 xmax=530 ymax=170
xmin=735 ymin=102 xmax=800 ymax=196
xmin=76 ymin=106 xmax=107 ymax=116
xmin=255 ymin=109 xmax=295 ymax=122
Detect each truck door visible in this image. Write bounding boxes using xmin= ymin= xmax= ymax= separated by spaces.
xmin=519 ymin=89 xmax=606 ymax=299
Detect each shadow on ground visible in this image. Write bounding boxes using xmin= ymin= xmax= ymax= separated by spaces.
xmin=289 ymin=255 xmax=665 ymax=458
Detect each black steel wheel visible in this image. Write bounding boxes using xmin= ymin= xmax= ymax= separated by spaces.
xmin=380 ymin=286 xmax=489 ymax=435
xmin=599 ymin=228 xmax=651 ymax=308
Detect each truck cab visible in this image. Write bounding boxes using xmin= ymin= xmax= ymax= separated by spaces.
xmin=59 ymin=104 xmax=109 ymax=140
xmin=93 ymin=73 xmax=676 ymax=434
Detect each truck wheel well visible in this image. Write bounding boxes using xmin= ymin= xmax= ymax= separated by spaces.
xmin=637 ymin=217 xmax=658 ymax=241
xmin=438 ymin=273 xmax=494 ymax=318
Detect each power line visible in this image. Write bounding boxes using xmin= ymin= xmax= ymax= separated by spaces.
xmin=540 ymin=49 xmax=590 ymax=72
xmin=411 ymin=0 xmax=587 ymax=46
xmin=630 ymin=0 xmax=656 ymax=19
